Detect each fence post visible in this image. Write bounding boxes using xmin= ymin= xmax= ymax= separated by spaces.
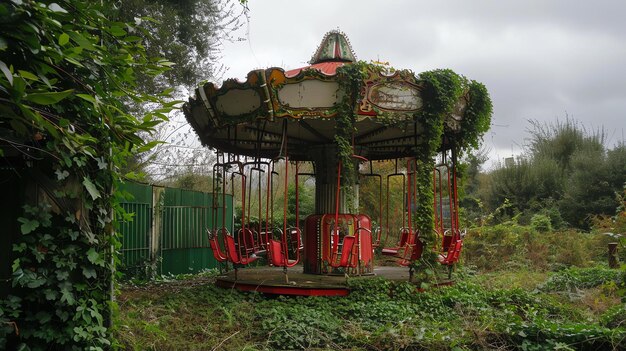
xmin=609 ymin=242 xmax=619 ymax=268
xmin=151 ymin=186 xmax=165 ymax=275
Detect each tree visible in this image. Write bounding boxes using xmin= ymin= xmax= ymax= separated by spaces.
xmin=458 ymin=147 xmax=489 ymax=225
xmin=114 ymin=0 xmax=247 ymax=182
xmin=116 ymin=0 xmax=246 ymax=93
xmin=0 ymin=0 xmax=173 ymax=348
xmin=482 ymin=118 xmax=625 ymax=229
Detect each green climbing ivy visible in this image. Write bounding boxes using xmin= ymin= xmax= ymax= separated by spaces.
xmin=456 ymin=80 xmax=493 ymax=150
xmin=332 ymin=64 xmax=491 ymax=278
xmin=334 ymin=62 xmax=368 ymax=211
xmin=0 ymin=1 xmax=173 ymax=349
xmin=409 ymin=69 xmax=466 ymax=284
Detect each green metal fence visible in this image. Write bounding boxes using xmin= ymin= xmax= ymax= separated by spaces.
xmin=119 ymin=202 xmax=152 ymax=271
xmin=118 ymin=182 xmax=152 ymax=276
xmin=118 ymin=182 xmax=233 ymax=277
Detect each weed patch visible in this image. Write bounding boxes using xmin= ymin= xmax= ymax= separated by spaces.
xmin=113 ymin=266 xmax=626 ymax=350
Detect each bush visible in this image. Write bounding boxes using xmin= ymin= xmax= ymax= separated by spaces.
xmin=600 ymin=304 xmax=626 ymax=329
xmin=539 ymin=266 xmax=620 ymax=292
xmin=531 ymin=213 xmax=553 ymax=233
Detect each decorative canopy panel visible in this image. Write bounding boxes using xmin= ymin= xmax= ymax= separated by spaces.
xmin=184 ymin=31 xmax=472 ymax=161
xmin=309 ymin=30 xmax=357 ymax=64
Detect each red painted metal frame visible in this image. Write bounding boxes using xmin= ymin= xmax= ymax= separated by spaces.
xmin=243 ymin=160 xmax=270 ymax=250
xmin=359 ymin=160 xmax=383 ymax=247
xmin=382 ymin=159 xmax=406 ymax=250
xmin=215 ymin=279 xmax=349 ymax=296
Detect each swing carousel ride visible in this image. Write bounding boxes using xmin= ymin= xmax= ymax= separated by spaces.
xmin=184 ymin=30 xmax=492 ymax=296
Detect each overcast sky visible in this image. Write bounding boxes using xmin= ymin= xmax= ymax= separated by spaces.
xmin=218 ymin=0 xmax=626 ymax=168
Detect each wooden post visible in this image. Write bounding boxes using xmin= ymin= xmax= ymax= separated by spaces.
xmin=608 ymin=242 xmax=619 ymax=268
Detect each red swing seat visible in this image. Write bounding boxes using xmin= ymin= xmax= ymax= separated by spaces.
xmin=207 ymin=229 xmax=228 ymax=262
xmin=268 ymin=239 xmax=299 ymax=267
xmin=381 ymin=227 xmax=411 ymax=256
xmin=225 ymin=235 xmax=259 ymax=265
xmin=438 ymin=238 xmax=463 ymax=265
xmin=330 ymin=235 xmax=356 ymax=268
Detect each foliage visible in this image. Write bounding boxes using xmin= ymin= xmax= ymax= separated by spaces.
xmin=0 ymin=0 xmax=173 ymax=349
xmin=538 ymin=266 xmax=621 ymax=293
xmin=482 ymin=119 xmax=626 ymax=229
xmin=463 ymin=221 xmax=610 ymax=271
xmin=113 ymin=269 xmax=626 ymax=350
xmin=531 ymin=213 xmax=553 ymax=233
xmin=287 ymin=181 xmax=314 ymax=225
xmin=334 ymin=62 xmax=368 ymax=212
xmin=453 ymin=80 xmax=493 ymax=151
xmin=600 ymin=303 xmax=626 ymax=329
xmin=116 ymin=0 xmax=246 ymax=92
xmin=166 ymin=171 xmax=212 ymax=192
xmin=410 ymin=69 xmax=466 ymax=283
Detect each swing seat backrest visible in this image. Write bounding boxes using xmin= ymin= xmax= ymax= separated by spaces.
xmin=438 ymin=239 xmax=462 ymax=265
xmin=268 ymin=239 xmax=284 ymax=266
xmin=399 ymin=228 xmax=410 ymax=247
xmin=449 ymin=239 xmax=463 ymax=262
xmin=209 ymin=235 xmax=227 ymax=262
xmin=442 ymin=231 xmax=453 ymax=252
xmin=225 ymin=234 xmax=258 ymax=265
xmin=224 ymin=234 xmax=241 ymax=264
xmin=207 ymin=229 xmax=227 ymax=262
xmin=331 ymin=235 xmax=356 ymax=268
xmin=238 ymin=228 xmax=256 ymax=253
xmin=288 ymin=227 xmax=302 ymax=251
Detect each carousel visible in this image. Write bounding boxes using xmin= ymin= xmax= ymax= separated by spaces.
xmin=183 ymin=30 xmax=492 ymax=296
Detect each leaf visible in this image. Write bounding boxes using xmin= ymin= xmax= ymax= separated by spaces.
xmin=44 ymin=289 xmax=58 ymax=301
xmin=97 ymin=157 xmax=108 ymax=170
xmin=82 ymin=177 xmax=101 ymax=200
xmin=58 ymin=32 xmax=69 ymax=46
xmin=55 ymin=270 xmax=69 ymax=280
xmin=26 ymin=277 xmax=46 ymax=288
xmin=82 ymin=267 xmax=97 ymax=279
xmin=68 ymin=31 xmax=95 ymax=51
xmin=60 ymin=287 xmax=75 ymax=305
xmin=18 ymin=217 xmax=39 ymax=234
xmin=48 ymin=3 xmax=68 ymax=13
xmin=24 ymin=89 xmax=74 ymax=105
xmin=87 ymin=248 xmax=100 ymax=265
xmin=55 ymin=169 xmax=69 ymax=180
xmin=109 ymin=26 xmax=127 ymax=37
xmin=18 ymin=70 xmax=39 ymax=81
xmin=0 ymin=60 xmax=12 ymax=85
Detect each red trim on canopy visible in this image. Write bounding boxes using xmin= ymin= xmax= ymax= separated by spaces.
xmin=285 ymin=61 xmax=347 ymax=77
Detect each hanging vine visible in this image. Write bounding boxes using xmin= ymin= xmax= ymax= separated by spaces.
xmin=0 ymin=1 xmax=173 ymax=349
xmin=334 ymin=62 xmax=368 ymax=211
xmin=332 ymin=64 xmax=491 ymax=276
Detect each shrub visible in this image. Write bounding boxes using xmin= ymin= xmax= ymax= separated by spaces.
xmin=539 ymin=266 xmax=620 ymax=292
xmin=600 ymin=304 xmax=626 ymax=329
xmin=531 ymin=213 xmax=553 ymax=233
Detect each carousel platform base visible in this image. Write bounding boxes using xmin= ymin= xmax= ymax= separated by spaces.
xmin=214 ymin=265 xmax=454 ymax=296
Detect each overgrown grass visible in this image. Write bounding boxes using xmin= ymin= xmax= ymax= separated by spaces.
xmin=112 ymin=264 xmax=625 ymax=350
xmin=112 ymin=217 xmax=626 ymax=350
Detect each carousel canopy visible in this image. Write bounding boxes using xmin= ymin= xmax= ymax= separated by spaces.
xmin=184 ymin=30 xmax=478 ymax=161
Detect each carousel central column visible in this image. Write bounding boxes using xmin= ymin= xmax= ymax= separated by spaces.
xmin=310 ymin=145 xmax=359 ymax=214
xmin=303 ymin=144 xmax=362 ymax=274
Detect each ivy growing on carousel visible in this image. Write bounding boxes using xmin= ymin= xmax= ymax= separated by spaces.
xmin=334 ymin=61 xmax=368 ymax=211
xmin=333 ymin=63 xmax=492 ymax=284
xmin=0 ymin=1 xmax=173 ymax=349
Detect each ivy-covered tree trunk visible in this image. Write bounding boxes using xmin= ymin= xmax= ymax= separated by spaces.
xmin=0 ymin=1 xmax=173 ymax=349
